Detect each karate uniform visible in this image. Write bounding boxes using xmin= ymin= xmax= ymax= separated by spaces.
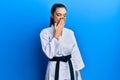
xmin=40 ymin=25 xmax=85 ymax=80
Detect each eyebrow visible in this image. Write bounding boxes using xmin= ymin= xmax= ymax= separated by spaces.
xmin=56 ymin=12 xmax=66 ymax=15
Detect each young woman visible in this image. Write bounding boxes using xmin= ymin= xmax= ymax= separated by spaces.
xmin=40 ymin=3 xmax=85 ymax=80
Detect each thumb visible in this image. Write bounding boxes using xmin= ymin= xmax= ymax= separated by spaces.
xmin=54 ymin=22 xmax=57 ymax=27
xmin=54 ymin=22 xmax=57 ymax=30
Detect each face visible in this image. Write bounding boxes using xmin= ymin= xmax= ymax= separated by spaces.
xmin=51 ymin=7 xmax=66 ymax=25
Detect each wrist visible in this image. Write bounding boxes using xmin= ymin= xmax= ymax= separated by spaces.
xmin=54 ymin=35 xmax=59 ymax=40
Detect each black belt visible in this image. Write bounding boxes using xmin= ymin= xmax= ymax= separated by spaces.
xmin=49 ymin=55 xmax=74 ymax=80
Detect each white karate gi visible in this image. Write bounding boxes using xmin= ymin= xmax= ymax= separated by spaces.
xmin=40 ymin=25 xmax=85 ymax=80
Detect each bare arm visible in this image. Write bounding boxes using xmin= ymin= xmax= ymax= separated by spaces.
xmin=76 ymin=70 xmax=82 ymax=80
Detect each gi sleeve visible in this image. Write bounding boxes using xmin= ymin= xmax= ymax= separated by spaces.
xmin=71 ymin=31 xmax=85 ymax=71
xmin=40 ymin=29 xmax=60 ymax=59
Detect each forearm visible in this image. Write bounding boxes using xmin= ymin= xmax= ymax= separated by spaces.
xmin=76 ymin=70 xmax=82 ymax=80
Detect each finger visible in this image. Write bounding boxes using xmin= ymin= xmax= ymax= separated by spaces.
xmin=61 ymin=17 xmax=65 ymax=20
xmin=54 ymin=22 xmax=57 ymax=31
xmin=57 ymin=19 xmax=62 ymax=27
xmin=57 ymin=18 xmax=61 ymax=26
xmin=60 ymin=18 xmax=64 ymax=25
xmin=60 ymin=18 xmax=65 ymax=26
xmin=54 ymin=22 xmax=57 ymax=27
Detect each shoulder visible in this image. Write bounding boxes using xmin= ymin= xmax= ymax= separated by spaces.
xmin=40 ymin=27 xmax=52 ymax=36
xmin=40 ymin=27 xmax=51 ymax=33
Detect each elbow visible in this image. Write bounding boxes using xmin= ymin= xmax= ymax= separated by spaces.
xmin=42 ymin=46 xmax=55 ymax=59
xmin=43 ymin=50 xmax=54 ymax=59
xmin=46 ymin=52 xmax=54 ymax=59
xmin=47 ymin=56 xmax=54 ymax=59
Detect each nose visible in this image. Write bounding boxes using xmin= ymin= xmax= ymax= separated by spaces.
xmin=60 ymin=14 xmax=65 ymax=19
xmin=61 ymin=16 xmax=65 ymax=20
